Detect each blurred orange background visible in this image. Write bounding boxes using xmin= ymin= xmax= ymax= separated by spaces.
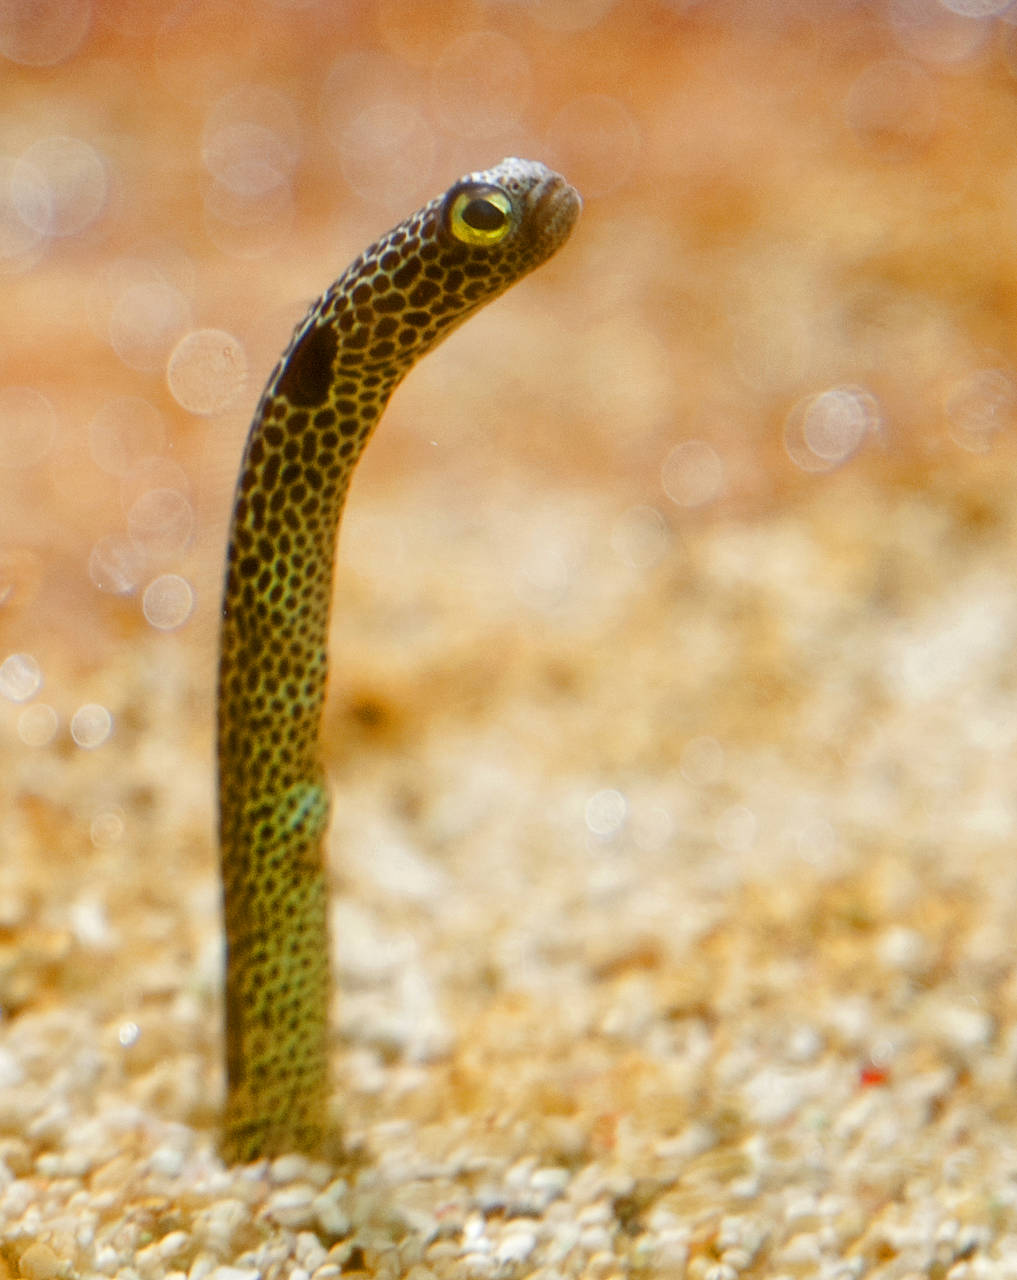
xmin=4 ymin=1 xmax=1016 ymax=643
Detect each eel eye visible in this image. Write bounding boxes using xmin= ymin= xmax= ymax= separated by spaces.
xmin=446 ymin=185 xmax=513 ymax=246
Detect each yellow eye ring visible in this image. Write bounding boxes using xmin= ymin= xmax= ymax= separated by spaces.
xmin=445 ymin=185 xmax=513 ymax=246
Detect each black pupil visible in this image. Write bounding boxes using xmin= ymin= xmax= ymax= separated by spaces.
xmin=461 ymin=197 xmax=505 ymax=231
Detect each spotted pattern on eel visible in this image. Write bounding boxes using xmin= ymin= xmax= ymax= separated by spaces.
xmin=216 ymin=158 xmax=581 ymax=1162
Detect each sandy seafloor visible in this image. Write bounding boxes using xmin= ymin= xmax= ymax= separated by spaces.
xmin=6 ymin=2 xmax=1017 ymax=1277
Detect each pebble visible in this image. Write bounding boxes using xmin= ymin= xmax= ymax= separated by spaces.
xmin=264 ymin=1182 xmax=317 ymax=1228
xmin=135 ymin=1229 xmax=190 ymax=1271
xmin=456 ymin=1253 xmax=494 ymax=1276
xmin=269 ymin=1154 xmax=312 ymax=1184
xmin=530 ymin=1166 xmax=569 ymax=1195
xmin=938 ymin=1003 xmax=995 ymax=1052
xmin=16 ymin=1243 xmax=62 ymax=1280
xmin=148 ymin=1144 xmax=187 ymax=1178
xmin=877 ymin=925 xmax=931 ymax=975
xmin=637 ymin=1228 xmax=688 ymax=1270
xmin=313 ymin=1192 xmax=350 ymax=1238
xmin=493 ymin=1230 xmax=536 ymax=1265
xmin=295 ymin=1231 xmax=328 ymax=1270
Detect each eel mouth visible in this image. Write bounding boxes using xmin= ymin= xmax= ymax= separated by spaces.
xmin=534 ymin=171 xmax=582 ymax=240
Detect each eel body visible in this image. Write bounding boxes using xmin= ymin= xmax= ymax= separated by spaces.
xmin=217 ymin=158 xmax=580 ymax=1161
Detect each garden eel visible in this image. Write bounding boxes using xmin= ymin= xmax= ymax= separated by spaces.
xmin=217 ymin=158 xmax=580 ymax=1161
